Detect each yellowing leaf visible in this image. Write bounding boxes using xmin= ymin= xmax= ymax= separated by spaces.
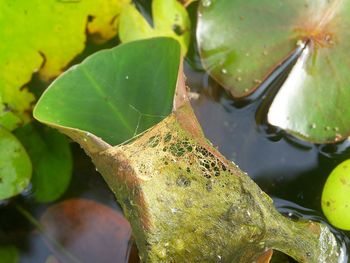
xmin=0 ymin=95 xmax=22 ymax=131
xmin=119 ymin=0 xmax=191 ymax=54
xmin=0 ymin=0 xmax=130 ymax=124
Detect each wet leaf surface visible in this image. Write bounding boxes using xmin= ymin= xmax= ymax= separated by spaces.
xmin=34 ymin=38 xmax=181 ymax=147
xmin=197 ymin=0 xmax=350 ymax=143
xmin=40 ymin=198 xmax=132 ymax=263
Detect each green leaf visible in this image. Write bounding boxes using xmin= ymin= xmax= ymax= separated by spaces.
xmin=0 ymin=0 xmax=130 ymax=126
xmin=197 ymin=0 xmax=350 ymax=143
xmin=0 ymin=128 xmax=31 ymax=200
xmin=34 ymin=38 xmax=181 ymax=149
xmin=322 ymin=159 xmax=350 ymax=230
xmin=0 ymin=245 xmax=19 ymax=263
xmin=14 ymin=124 xmax=72 ymax=203
xmin=0 ymin=96 xmax=22 ymax=132
xmin=119 ymin=0 xmax=191 ymax=54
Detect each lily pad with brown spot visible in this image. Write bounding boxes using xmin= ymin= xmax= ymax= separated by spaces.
xmin=197 ymin=0 xmax=350 ymax=143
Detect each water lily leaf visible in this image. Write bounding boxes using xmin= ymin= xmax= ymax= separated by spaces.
xmin=0 ymin=245 xmax=19 ymax=263
xmin=197 ymin=0 xmax=350 ymax=143
xmin=34 ymin=38 xmax=181 ymax=149
xmin=119 ymin=0 xmax=190 ymax=54
xmin=321 ymin=159 xmax=350 ymax=230
xmin=0 ymin=128 xmax=31 ymax=200
xmin=14 ymin=124 xmax=72 ymax=203
xmin=0 ymin=0 xmax=130 ymax=124
xmin=0 ymin=96 xmax=22 ymax=132
xmin=40 ymin=198 xmax=131 ymax=263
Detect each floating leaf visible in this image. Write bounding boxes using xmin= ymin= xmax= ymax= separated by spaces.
xmin=40 ymin=198 xmax=131 ymax=263
xmin=0 ymin=0 xmax=130 ymax=124
xmin=0 ymin=128 xmax=31 ymax=200
xmin=14 ymin=124 xmax=72 ymax=203
xmin=119 ymin=0 xmax=191 ymax=54
xmin=34 ymin=38 xmax=181 ymax=149
xmin=322 ymin=159 xmax=350 ymax=230
xmin=0 ymin=96 xmax=22 ymax=132
xmin=197 ymin=0 xmax=350 ymax=143
xmin=0 ymin=245 xmax=19 ymax=263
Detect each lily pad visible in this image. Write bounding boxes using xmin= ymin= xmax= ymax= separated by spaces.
xmin=197 ymin=0 xmax=350 ymax=143
xmin=0 ymin=96 xmax=22 ymax=132
xmin=119 ymin=0 xmax=191 ymax=54
xmin=0 ymin=0 xmax=130 ymax=124
xmin=14 ymin=124 xmax=72 ymax=203
xmin=322 ymin=159 xmax=350 ymax=230
xmin=0 ymin=128 xmax=31 ymax=200
xmin=34 ymin=38 xmax=181 ymax=148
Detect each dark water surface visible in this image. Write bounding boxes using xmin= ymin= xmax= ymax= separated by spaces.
xmin=1 ymin=0 xmax=349 ymax=262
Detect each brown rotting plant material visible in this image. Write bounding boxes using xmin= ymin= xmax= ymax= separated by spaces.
xmin=86 ymin=102 xmax=340 ymax=263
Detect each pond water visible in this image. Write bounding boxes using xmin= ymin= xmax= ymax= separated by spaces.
xmin=0 ymin=1 xmax=349 ymax=262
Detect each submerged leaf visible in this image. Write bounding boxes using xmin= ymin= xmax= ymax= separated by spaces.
xmin=119 ymin=0 xmax=191 ymax=54
xmin=40 ymin=198 xmax=131 ymax=263
xmin=0 ymin=0 xmax=130 ymax=124
xmin=197 ymin=0 xmax=350 ymax=143
xmin=0 ymin=128 xmax=31 ymax=200
xmin=14 ymin=124 xmax=72 ymax=203
xmin=34 ymin=38 xmax=181 ymax=149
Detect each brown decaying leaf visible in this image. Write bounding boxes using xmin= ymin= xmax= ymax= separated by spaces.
xmin=40 ymin=198 xmax=132 ymax=263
